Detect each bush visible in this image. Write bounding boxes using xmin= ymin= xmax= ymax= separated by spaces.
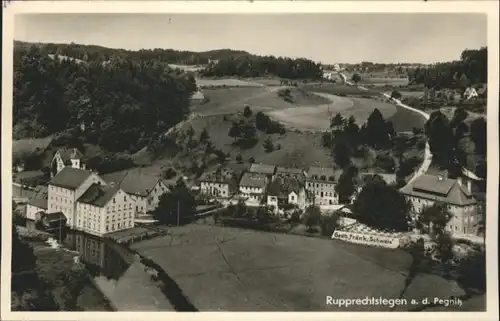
xmin=86 ymin=154 xmax=134 ymax=174
xmin=248 ymin=157 xmax=255 ymax=163
xmin=320 ymin=213 xmax=340 ymax=237
xmin=236 ymin=154 xmax=243 ymax=163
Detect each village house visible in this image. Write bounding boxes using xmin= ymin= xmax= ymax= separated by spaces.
xmin=248 ymin=163 xmax=276 ymax=178
xmin=399 ymin=174 xmax=479 ymax=236
xmin=274 ymin=166 xmax=305 ymax=180
xmin=101 ymin=172 xmax=170 ymax=217
xmin=267 ymin=176 xmax=307 ymax=214
xmin=48 ymin=167 xmax=106 ymax=229
xmin=463 ymin=87 xmax=479 ymax=100
xmin=35 ymin=212 xmax=67 ymax=232
xmin=76 ymin=183 xmax=135 ymax=236
xmin=200 ymin=169 xmax=238 ymax=199
xmin=51 ymin=148 xmax=85 ymax=178
xmin=305 ymin=167 xmax=342 ymax=206
xmin=239 ymin=172 xmax=268 ymax=207
xmin=26 ymin=185 xmax=49 ymax=221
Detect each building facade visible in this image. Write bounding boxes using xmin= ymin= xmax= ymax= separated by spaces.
xmin=200 ymin=171 xmax=237 ymax=199
xmin=239 ymin=173 xmax=268 ymax=207
xmin=305 ymin=167 xmax=341 ymax=206
xmin=47 ymin=167 xmax=105 ymax=228
xmin=51 ymin=148 xmax=85 ymax=178
xmin=399 ymin=174 xmax=479 ymax=236
xmin=76 ymin=184 xmax=135 ymax=236
xmin=267 ymin=176 xmax=307 ymax=213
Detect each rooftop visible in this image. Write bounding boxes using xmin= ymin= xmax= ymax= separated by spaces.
xmin=306 ymin=167 xmax=341 ymax=182
xmin=49 ymin=167 xmax=93 ymax=190
xmin=55 ymin=148 xmax=84 ymax=163
xmin=101 ymin=171 xmax=164 ymax=197
xmin=400 ymin=174 xmax=477 ymax=206
xmin=267 ymin=176 xmax=303 ymax=198
xmin=28 ymin=185 xmax=49 ymax=210
xmin=43 ymin=212 xmax=67 ymax=223
xmin=249 ymin=163 xmax=276 ymax=175
xmin=77 ymin=183 xmax=120 ymax=208
xmin=239 ymin=173 xmax=268 ymax=189
xmin=275 ymin=167 xmax=304 ymax=176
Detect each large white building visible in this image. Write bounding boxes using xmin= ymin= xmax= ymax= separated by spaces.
xmin=50 ymin=148 xmax=85 ymax=178
xmin=76 ymin=183 xmax=135 ymax=236
xmin=399 ymin=174 xmax=480 ymax=236
xmin=48 ymin=167 xmax=105 ymax=228
xmin=101 ymin=172 xmax=170 ymax=216
xmin=200 ymin=170 xmax=238 ymax=199
xmin=239 ymin=172 xmax=268 ymax=207
xmin=305 ymin=167 xmax=341 ymax=206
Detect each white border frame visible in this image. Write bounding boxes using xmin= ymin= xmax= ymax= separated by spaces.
xmin=2 ymin=2 xmax=499 ymax=321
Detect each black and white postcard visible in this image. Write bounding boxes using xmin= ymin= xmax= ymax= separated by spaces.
xmin=2 ymin=1 xmax=498 ymax=320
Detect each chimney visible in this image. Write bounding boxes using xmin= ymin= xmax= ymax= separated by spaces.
xmin=457 ymin=176 xmax=463 ymax=187
xmin=467 ymin=180 xmax=472 ymax=193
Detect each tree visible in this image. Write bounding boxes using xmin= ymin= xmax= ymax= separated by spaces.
xmin=243 ymin=105 xmax=252 ymax=118
xmin=303 ymin=205 xmax=322 ymax=232
xmin=330 ymin=113 xmax=344 ymax=130
xmin=391 ymin=90 xmax=402 ymax=100
xmin=236 ymin=153 xmax=243 ymax=163
xmin=352 ymin=177 xmax=411 ymax=231
xmin=263 ymin=136 xmax=274 ymax=153
xmin=333 ymin=137 xmax=352 ymax=168
xmin=450 ymin=107 xmax=468 ymax=128
xmin=199 ymin=128 xmax=210 ymax=144
xmin=425 ymin=111 xmax=455 ymax=167
xmin=470 ymin=117 xmax=486 ymax=155
xmin=417 ymin=202 xmax=453 ymax=236
xmin=249 ymin=156 xmax=255 ymax=163
xmin=153 ymin=178 xmax=196 ymax=225
xmin=361 ymin=108 xmax=391 ymax=149
xmin=320 ymin=212 xmax=340 ymax=237
xmin=351 ymin=73 xmax=361 ymax=85
xmin=336 ymin=165 xmax=358 ymax=203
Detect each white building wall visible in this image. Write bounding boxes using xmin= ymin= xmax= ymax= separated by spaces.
xmin=26 ymin=204 xmax=45 ymax=221
xmin=201 ymin=181 xmax=231 ymax=198
xmin=306 ymin=181 xmax=338 ymax=206
xmin=145 ymin=180 xmax=169 ymax=212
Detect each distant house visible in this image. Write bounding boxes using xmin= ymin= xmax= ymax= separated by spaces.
xmin=191 ymin=89 xmax=205 ymax=101
xmin=274 ymin=166 xmax=305 ymax=180
xmin=200 ymin=170 xmax=238 ymax=199
xmin=249 ymin=163 xmax=276 ymax=177
xmin=464 ymin=87 xmax=479 ymax=100
xmin=51 ymin=148 xmax=85 ymax=178
xmin=399 ymin=174 xmax=479 ymax=236
xmin=35 ymin=212 xmax=67 ymax=231
xmin=239 ymin=172 xmax=268 ymax=207
xmin=76 ymin=183 xmax=135 ymax=236
xmin=267 ymin=176 xmax=307 ymax=213
xmin=101 ymin=172 xmax=170 ymax=216
xmin=26 ymin=185 xmax=48 ymax=221
xmin=305 ymin=167 xmax=342 ymax=206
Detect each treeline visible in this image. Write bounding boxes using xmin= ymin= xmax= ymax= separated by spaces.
xmin=408 ymin=47 xmax=487 ymax=89
xmin=14 ymin=41 xmax=251 ymax=65
xmin=13 ymin=44 xmax=197 ymax=152
xmin=201 ymin=55 xmax=323 ymax=79
xmin=425 ymin=109 xmax=486 ymax=179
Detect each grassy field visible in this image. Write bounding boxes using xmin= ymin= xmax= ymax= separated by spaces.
xmin=196 ymin=78 xmax=265 ymax=88
xmin=130 ymin=223 xmax=470 ymax=311
xmin=301 ymin=83 xmax=380 ymax=97
xmin=12 ymin=136 xmax=53 ymax=158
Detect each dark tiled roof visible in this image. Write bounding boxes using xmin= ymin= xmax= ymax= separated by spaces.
xmin=28 ymin=186 xmax=48 ymax=210
xmin=249 ymin=163 xmax=276 ymax=175
xmin=400 ymin=174 xmax=477 ymax=206
xmin=268 ymin=177 xmax=303 ymax=198
xmin=102 ymin=172 xmax=163 ymax=197
xmin=239 ymin=173 xmax=267 ymax=189
xmin=49 ymin=167 xmax=93 ymax=190
xmin=44 ymin=212 xmax=67 ymax=222
xmin=306 ymin=167 xmax=341 ymax=182
xmin=55 ymin=148 xmax=84 ymax=163
xmin=275 ymin=167 xmax=304 ymax=176
xmin=77 ymin=183 xmax=120 ymax=207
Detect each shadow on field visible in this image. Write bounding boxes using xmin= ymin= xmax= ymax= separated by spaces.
xmin=126 ymin=247 xmax=198 ymax=312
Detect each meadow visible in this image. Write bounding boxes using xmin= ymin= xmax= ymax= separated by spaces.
xmin=196 ymin=78 xmax=265 ymax=88
xmin=130 ymin=223 xmax=469 ymax=311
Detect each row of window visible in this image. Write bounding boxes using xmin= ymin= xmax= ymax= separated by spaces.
xmin=106 ymin=221 xmax=133 ymax=232
xmin=307 ymin=182 xmax=335 ymax=189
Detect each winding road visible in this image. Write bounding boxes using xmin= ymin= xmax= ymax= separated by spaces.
xmin=338 ymin=72 xmax=483 ymax=185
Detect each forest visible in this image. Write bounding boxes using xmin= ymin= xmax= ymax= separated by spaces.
xmin=13 ymin=43 xmax=197 ymax=152
xmin=407 ymin=47 xmax=487 ymax=89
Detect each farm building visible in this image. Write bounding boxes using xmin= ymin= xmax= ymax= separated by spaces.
xmin=305 ymin=167 xmax=342 ymax=206
xmin=239 ymin=172 xmax=268 ymax=207
xmin=267 ymin=176 xmax=308 ymax=213
xmin=102 ymin=172 xmax=170 ymax=216
xmin=399 ymin=174 xmax=480 ymax=237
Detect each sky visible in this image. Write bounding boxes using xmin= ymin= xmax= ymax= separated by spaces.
xmin=14 ymin=13 xmax=487 ymax=64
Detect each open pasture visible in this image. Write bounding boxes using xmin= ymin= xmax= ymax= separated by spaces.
xmin=12 ymin=136 xmax=53 ymax=158
xmin=131 ymin=223 xmax=413 ymax=311
xmin=196 ymin=78 xmax=265 ymax=88
xmin=301 ymin=83 xmax=381 ymax=97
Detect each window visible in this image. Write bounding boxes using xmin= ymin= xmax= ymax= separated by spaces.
xmin=113 ymin=198 xmax=116 ymax=203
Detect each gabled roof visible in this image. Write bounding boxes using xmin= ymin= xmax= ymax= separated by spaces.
xmin=49 ymin=167 xmax=93 ymax=190
xmin=55 ymin=148 xmax=84 ymax=163
xmin=101 ymin=172 xmax=164 ymax=197
xmin=28 ymin=185 xmax=49 ymax=209
xmin=239 ymin=172 xmax=267 ymax=189
xmin=43 ymin=212 xmax=67 ymax=223
xmin=77 ymin=183 xmax=121 ymax=208
xmin=306 ymin=167 xmax=341 ymax=182
xmin=249 ymin=163 xmax=276 ymax=175
xmin=275 ymin=167 xmax=304 ymax=176
xmin=399 ymin=174 xmax=477 ymax=206
xmin=268 ymin=177 xmax=303 ymax=198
